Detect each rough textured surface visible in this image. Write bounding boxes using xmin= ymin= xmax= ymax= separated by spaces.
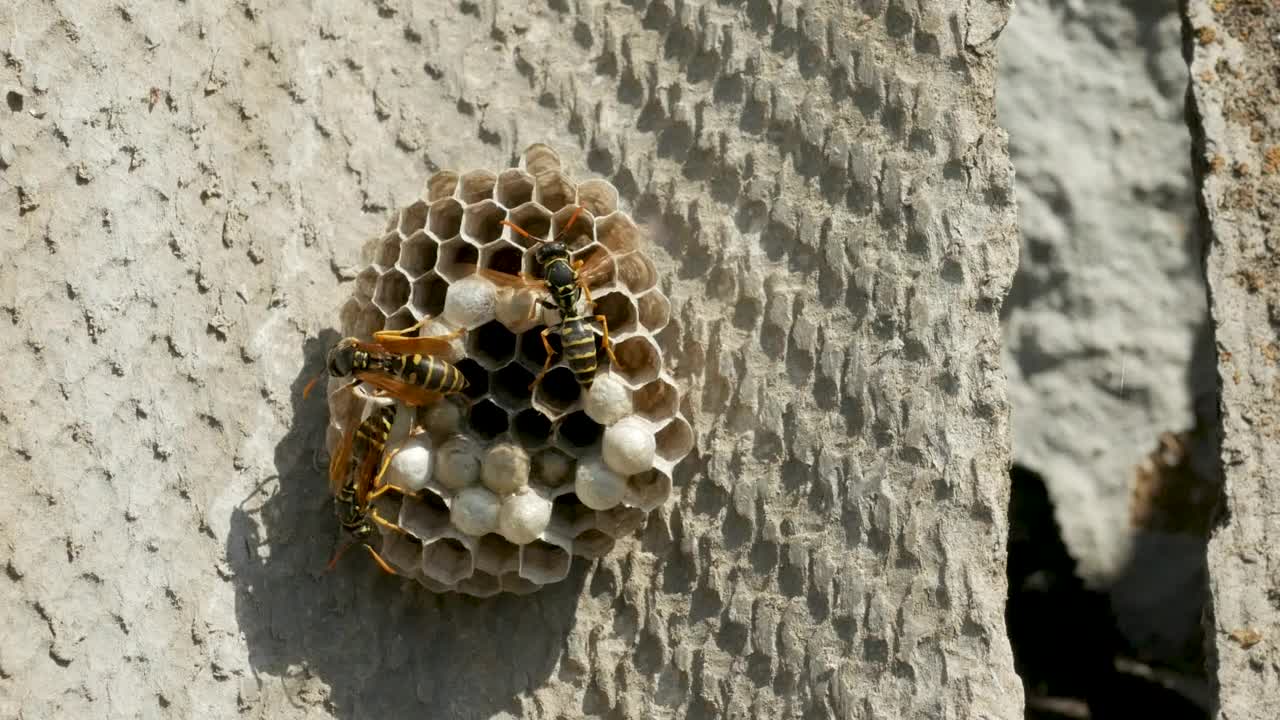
xmin=1183 ymin=0 xmax=1280 ymax=717
xmin=997 ymin=0 xmax=1211 ymax=586
xmin=0 ymin=2 xmax=1023 ymax=718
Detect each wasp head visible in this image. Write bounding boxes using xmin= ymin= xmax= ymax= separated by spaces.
xmin=534 ymin=241 xmax=571 ymax=268
xmin=327 ymin=339 xmax=360 ymax=378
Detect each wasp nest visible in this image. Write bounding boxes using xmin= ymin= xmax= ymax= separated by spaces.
xmin=323 ymin=144 xmax=693 ymax=596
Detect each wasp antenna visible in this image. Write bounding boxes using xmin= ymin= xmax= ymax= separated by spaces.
xmin=553 ymin=206 xmax=584 ymax=244
xmin=301 ymin=369 xmax=327 ymax=400
xmin=361 ymin=544 xmax=400 ymax=576
xmin=501 ymin=219 xmax=539 ymax=243
xmin=325 ymin=541 xmax=355 ymax=573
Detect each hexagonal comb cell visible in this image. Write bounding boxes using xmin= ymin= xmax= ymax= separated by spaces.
xmin=399 ymin=231 xmax=438 ymax=278
xmin=377 ymin=233 xmax=402 ymax=267
xmin=534 ymin=171 xmax=574 ymax=212
xmin=514 ymin=408 xmax=552 ymax=448
xmin=505 ymin=203 xmax=553 ymax=249
xmin=496 ymin=169 xmax=534 ymax=208
xmin=399 ymin=201 xmax=428 ymax=236
xmin=463 ymin=200 xmax=506 ymax=246
xmin=551 ymin=206 xmax=595 ymax=252
xmin=457 ymin=571 xmax=500 ymax=597
xmin=412 ymin=273 xmax=449 ymax=317
xmin=611 ymin=336 xmax=662 ymax=386
xmin=596 ymin=213 xmax=641 ymax=255
xmin=625 ymin=469 xmax=673 ymax=512
xmin=533 ymin=447 xmax=574 ymax=487
xmin=593 ymin=292 xmax=638 ymax=336
xmin=633 ymin=376 xmax=680 ymax=423
xmin=481 ymin=242 xmax=524 ymax=277
xmin=429 ymin=198 xmax=464 ymax=239
xmin=614 ymin=252 xmax=658 ymax=294
xmin=466 ymin=320 xmax=517 ymax=370
xmin=421 ymin=536 xmax=474 ymax=586
xmin=459 ymin=170 xmax=497 ymax=205
xmin=473 ymin=533 xmax=520 ymax=575
xmin=519 ymin=540 xmax=571 ymax=585
xmin=355 ymin=266 xmax=381 ymax=304
xmin=425 ymin=171 xmax=458 ymax=202
xmin=323 ymin=146 xmax=693 ymax=596
xmin=557 ymin=410 xmax=603 ymax=453
xmin=636 ymin=290 xmax=671 ymax=332
xmin=575 ymin=179 xmax=618 ymax=218
xmin=382 ymin=306 xmax=419 ymax=333
xmin=373 ymin=270 xmax=411 ymax=315
xmin=533 ymin=367 xmax=581 ymax=419
xmin=655 ymin=416 xmax=694 ymax=464
xmin=436 ymin=238 xmax=479 ymax=282
xmin=572 ymin=528 xmax=615 ymax=559
xmin=494 ymin=365 xmax=536 ymax=411
xmin=468 ymin=399 xmax=509 ymax=439
xmin=399 ymin=489 xmax=452 ymax=539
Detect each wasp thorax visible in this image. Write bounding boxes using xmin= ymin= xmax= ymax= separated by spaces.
xmin=327 ymin=144 xmax=692 ymax=596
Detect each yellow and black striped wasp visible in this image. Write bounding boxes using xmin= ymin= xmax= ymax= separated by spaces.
xmin=303 ymin=317 xmax=469 ymax=407
xmin=325 ymin=401 xmax=419 ymax=575
xmin=465 ymin=207 xmax=619 ymax=390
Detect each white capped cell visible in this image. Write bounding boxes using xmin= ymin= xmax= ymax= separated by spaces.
xmin=602 ymin=416 xmax=657 ymax=476
xmin=497 ymin=489 xmax=553 ymax=545
xmin=436 ymin=434 xmax=481 ymax=490
xmin=574 ymin=456 xmax=627 ymax=510
xmin=385 ymin=434 xmax=432 ymax=492
xmin=451 ymin=486 xmax=501 ymax=536
xmin=582 ymin=371 xmax=633 ymax=426
xmin=441 ymin=275 xmax=497 ymax=330
xmin=482 ymin=443 xmax=530 ymax=495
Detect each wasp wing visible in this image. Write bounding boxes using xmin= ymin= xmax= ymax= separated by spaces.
xmin=454 ymin=264 xmax=549 ymax=292
xmin=367 ymin=333 xmax=458 ymax=356
xmin=575 ymin=248 xmax=618 ymax=289
xmin=328 ymin=389 xmax=366 ymax=495
xmin=354 ymin=370 xmax=446 ymax=407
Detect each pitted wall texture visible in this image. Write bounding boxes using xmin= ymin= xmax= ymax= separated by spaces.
xmin=1182 ymin=1 xmax=1280 ymax=717
xmin=0 ymin=2 xmax=1022 ymax=718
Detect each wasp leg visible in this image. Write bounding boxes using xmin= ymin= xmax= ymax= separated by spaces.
xmin=366 ymin=448 xmax=416 ymax=501
xmin=370 ymin=510 xmax=409 ymax=536
xmin=594 ymin=315 xmax=619 ymax=365
xmin=529 ymin=327 xmax=558 ymax=392
xmin=578 ymin=277 xmax=595 ymax=308
xmin=360 ymin=544 xmax=399 ymax=575
xmin=374 ymin=317 xmax=463 ymax=342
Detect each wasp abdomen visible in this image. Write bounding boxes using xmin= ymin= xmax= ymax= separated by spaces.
xmin=561 ymin=318 xmax=599 ymax=387
xmin=394 ymin=354 xmax=468 ymax=394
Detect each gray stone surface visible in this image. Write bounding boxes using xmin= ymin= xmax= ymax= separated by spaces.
xmin=1182 ymin=0 xmax=1280 ymax=717
xmin=997 ymin=0 xmax=1211 ymax=586
xmin=0 ymin=2 xmax=1023 ymax=718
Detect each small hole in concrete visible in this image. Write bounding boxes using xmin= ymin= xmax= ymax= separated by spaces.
xmin=6 ymin=91 xmax=23 ymax=112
